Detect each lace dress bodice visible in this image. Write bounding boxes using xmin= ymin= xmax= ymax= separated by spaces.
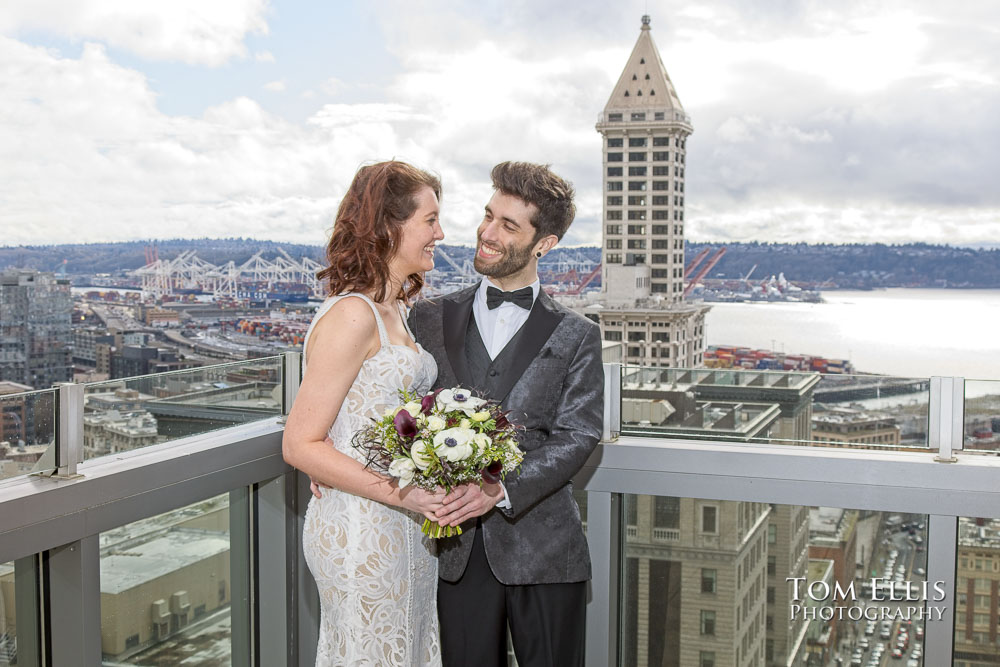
xmin=303 ymin=294 xmax=437 ymax=461
xmin=300 ymin=293 xmax=441 ymax=666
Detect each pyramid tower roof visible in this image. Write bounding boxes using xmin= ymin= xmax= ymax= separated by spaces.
xmin=603 ymin=16 xmax=686 ymax=117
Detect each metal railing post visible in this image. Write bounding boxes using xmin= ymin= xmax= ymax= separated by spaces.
xmin=603 ymin=363 xmax=622 ymax=442
xmin=924 ymin=514 xmax=958 ymax=666
xmin=586 ymin=491 xmax=620 ymax=667
xmin=929 ymin=376 xmax=964 ymax=462
xmin=54 ymin=381 xmax=85 ymax=478
xmin=281 ymin=351 xmax=303 ymax=422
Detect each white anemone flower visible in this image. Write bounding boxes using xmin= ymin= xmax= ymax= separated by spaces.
xmin=432 ymin=426 xmax=476 ymax=462
xmin=437 ymin=387 xmax=486 ymax=414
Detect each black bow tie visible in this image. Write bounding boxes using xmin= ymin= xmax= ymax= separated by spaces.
xmin=486 ymin=286 xmax=534 ymax=310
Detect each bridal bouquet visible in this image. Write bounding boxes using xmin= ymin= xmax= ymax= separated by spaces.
xmin=352 ymin=387 xmax=524 ymax=538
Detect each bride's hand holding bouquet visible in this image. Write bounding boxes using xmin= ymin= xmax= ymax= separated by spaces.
xmin=353 ymin=387 xmax=524 ymax=538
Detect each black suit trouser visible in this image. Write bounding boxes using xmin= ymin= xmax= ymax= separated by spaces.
xmin=437 ymin=526 xmax=586 ymax=667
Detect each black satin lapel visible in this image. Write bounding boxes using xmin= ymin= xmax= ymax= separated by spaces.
xmin=492 ymin=293 xmax=564 ymax=403
xmin=443 ymin=292 xmax=475 ymax=389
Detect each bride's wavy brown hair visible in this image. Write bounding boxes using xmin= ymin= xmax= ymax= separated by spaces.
xmin=318 ymin=161 xmax=441 ymax=303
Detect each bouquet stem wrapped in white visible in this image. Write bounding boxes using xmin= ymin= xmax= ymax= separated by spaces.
xmin=353 ymin=387 xmax=524 ymax=538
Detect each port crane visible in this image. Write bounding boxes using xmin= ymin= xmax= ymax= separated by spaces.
xmin=683 ymin=248 xmax=711 ymax=278
xmin=683 ymin=247 xmax=726 ymax=297
xmin=132 ymin=248 xmax=328 ymax=300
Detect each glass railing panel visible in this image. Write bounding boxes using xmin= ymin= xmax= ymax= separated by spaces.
xmin=955 ymin=516 xmax=1000 ymax=666
xmin=619 ymin=495 xmax=932 ymax=667
xmin=0 ymin=561 xmax=17 ymax=664
xmin=100 ymin=493 xmax=232 ymax=664
xmin=620 ymin=366 xmax=930 ymax=450
xmin=82 ymin=356 xmax=283 ymax=461
xmin=963 ymin=380 xmax=1000 ymax=454
xmin=0 ymin=387 xmax=57 ymax=482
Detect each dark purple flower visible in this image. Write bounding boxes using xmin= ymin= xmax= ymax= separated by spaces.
xmin=393 ymin=409 xmax=418 ymax=440
xmin=420 ymin=389 xmax=442 ymax=415
xmin=481 ymin=461 xmax=503 ymax=484
xmin=495 ymin=412 xmax=510 ymax=430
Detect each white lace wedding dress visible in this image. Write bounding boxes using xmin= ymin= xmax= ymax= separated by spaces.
xmin=301 ymin=293 xmax=442 ymax=666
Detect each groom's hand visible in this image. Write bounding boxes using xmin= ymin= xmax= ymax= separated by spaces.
xmin=437 ymin=482 xmax=504 ymax=527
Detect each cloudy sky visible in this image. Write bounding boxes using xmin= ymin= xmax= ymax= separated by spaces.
xmin=2 ymin=0 xmax=998 ymax=248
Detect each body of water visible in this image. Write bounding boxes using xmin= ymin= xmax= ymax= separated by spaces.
xmin=705 ymin=289 xmax=1000 ymax=381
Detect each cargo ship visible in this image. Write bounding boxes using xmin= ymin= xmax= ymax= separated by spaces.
xmin=705 ymin=345 xmax=854 ymax=374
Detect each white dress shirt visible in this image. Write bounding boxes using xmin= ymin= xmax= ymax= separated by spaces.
xmin=471 ymin=277 xmax=539 ymax=510
xmin=472 ymin=278 xmax=540 ymax=360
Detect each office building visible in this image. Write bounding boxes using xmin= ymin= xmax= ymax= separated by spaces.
xmin=0 ymin=270 xmax=73 ymax=388
xmin=955 ymin=517 xmax=1000 ymax=665
xmin=593 ymin=16 xmax=710 ymax=368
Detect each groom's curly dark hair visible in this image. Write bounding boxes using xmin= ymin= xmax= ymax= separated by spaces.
xmin=491 ymin=161 xmax=576 ymax=241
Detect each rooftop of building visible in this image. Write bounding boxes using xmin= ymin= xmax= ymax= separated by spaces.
xmin=84 ymin=409 xmax=158 ymax=436
xmin=623 ymin=367 xmax=820 ymax=393
xmin=0 ymin=380 xmax=34 ymax=394
xmin=958 ymin=517 xmax=1000 ymax=550
xmin=808 ymin=558 xmax=834 ymax=583
xmin=812 ymin=406 xmax=897 ymax=426
xmin=591 ymin=301 xmax=710 ymax=315
xmin=100 ymin=527 xmax=229 ymax=594
xmin=809 ymin=507 xmax=858 ymax=544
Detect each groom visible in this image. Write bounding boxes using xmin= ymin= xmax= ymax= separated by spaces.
xmin=408 ymin=161 xmax=604 ymax=667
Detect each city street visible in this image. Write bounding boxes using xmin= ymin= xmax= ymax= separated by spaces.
xmin=830 ymin=514 xmax=928 ymax=667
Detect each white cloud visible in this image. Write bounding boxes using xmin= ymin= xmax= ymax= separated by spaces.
xmin=3 ymin=0 xmax=1000 ymax=248
xmin=263 ymin=79 xmax=285 ymax=92
xmin=0 ymin=37 xmax=436 ymax=246
xmin=318 ymin=76 xmax=347 ymax=96
xmin=0 ymin=0 xmax=269 ymax=65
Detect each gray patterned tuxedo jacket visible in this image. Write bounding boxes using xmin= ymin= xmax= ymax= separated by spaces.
xmin=408 ymin=282 xmax=604 ymax=585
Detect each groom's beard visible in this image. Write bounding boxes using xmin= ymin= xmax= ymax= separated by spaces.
xmin=474 ymin=237 xmax=534 ymax=279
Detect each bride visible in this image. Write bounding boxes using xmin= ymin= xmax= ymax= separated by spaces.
xmin=282 ymin=160 xmax=446 ymax=666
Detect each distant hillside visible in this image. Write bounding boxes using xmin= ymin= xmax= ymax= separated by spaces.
xmin=0 ymin=238 xmax=325 ymax=274
xmin=686 ymin=242 xmax=1000 ymax=288
xmin=1 ymin=239 xmax=997 ymax=288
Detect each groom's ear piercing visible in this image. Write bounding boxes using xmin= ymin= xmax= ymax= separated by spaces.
xmin=536 ymin=251 xmax=542 ymax=258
